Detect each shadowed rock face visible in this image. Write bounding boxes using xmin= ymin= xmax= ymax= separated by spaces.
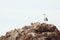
xmin=0 ymin=22 xmax=60 ymax=40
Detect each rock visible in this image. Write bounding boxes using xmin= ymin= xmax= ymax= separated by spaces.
xmin=0 ymin=22 xmax=60 ymax=40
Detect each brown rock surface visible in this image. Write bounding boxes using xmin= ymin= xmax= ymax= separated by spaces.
xmin=0 ymin=22 xmax=60 ymax=40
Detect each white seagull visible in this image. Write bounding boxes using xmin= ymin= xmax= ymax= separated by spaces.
xmin=43 ymin=14 xmax=48 ymax=23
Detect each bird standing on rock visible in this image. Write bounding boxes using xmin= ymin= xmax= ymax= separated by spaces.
xmin=43 ymin=14 xmax=48 ymax=23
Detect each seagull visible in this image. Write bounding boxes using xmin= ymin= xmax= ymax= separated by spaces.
xmin=43 ymin=14 xmax=48 ymax=23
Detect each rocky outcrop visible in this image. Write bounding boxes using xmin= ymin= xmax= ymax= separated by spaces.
xmin=0 ymin=22 xmax=60 ymax=40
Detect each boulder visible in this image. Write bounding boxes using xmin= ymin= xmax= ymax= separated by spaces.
xmin=0 ymin=22 xmax=60 ymax=40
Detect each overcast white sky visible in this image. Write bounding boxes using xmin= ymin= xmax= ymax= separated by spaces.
xmin=0 ymin=0 xmax=60 ymax=36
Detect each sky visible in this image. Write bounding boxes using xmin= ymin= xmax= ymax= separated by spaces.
xmin=0 ymin=0 xmax=60 ymax=36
